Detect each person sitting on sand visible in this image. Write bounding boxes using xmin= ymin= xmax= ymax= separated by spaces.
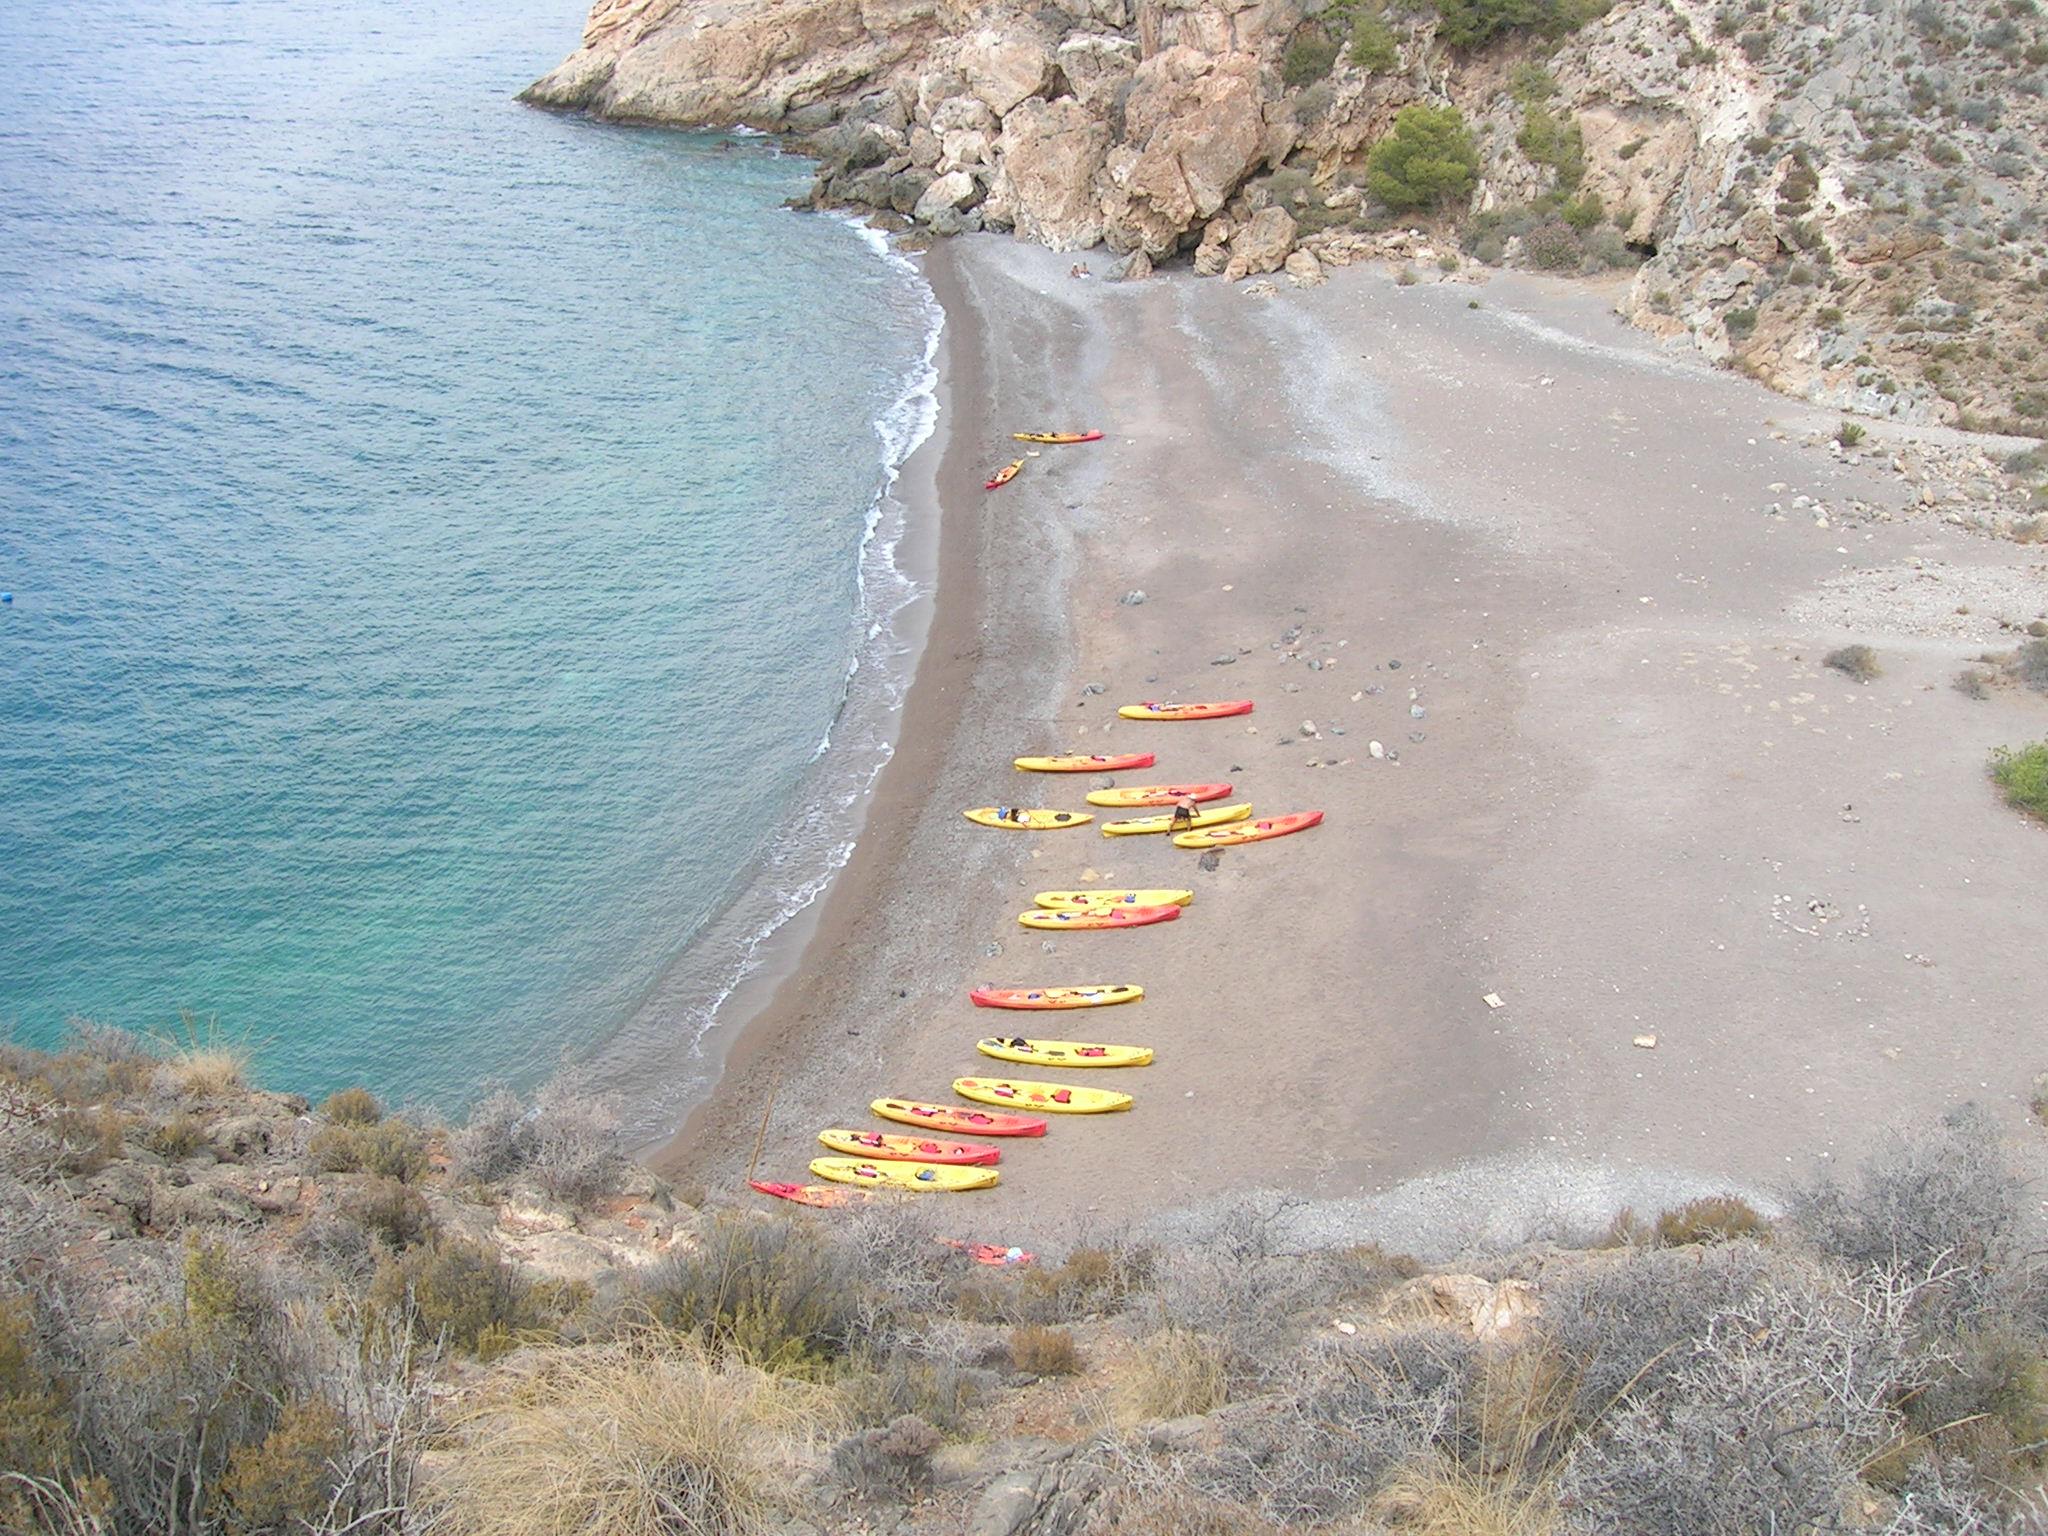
xmin=1169 ymin=794 xmax=1198 ymax=835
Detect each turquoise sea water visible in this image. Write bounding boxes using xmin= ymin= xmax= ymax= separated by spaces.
xmin=0 ymin=0 xmax=939 ymax=1119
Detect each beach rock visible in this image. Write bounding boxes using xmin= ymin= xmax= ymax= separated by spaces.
xmin=1099 ymin=48 xmax=1276 ymax=257
xmin=1118 ymin=589 xmax=1146 ymax=604
xmin=1117 ymin=249 xmax=1151 ymax=281
xmin=1283 ymin=248 xmax=1323 ymax=287
xmin=1211 ymin=654 xmax=1235 ymax=665
xmin=1381 ymin=1274 xmax=1540 ymax=1343
xmin=1191 ymin=234 xmax=1230 ymax=277
xmin=1224 ymin=207 xmax=1296 ymax=281
xmin=993 ymin=97 xmax=1111 ymax=251
xmin=913 ymin=169 xmax=977 ymax=221
xmin=1198 ymin=851 xmax=1221 ymax=871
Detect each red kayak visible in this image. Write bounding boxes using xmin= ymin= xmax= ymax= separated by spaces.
xmin=748 ymin=1180 xmax=870 ymax=1208
xmin=970 ymin=984 xmax=1143 ymax=1010
xmin=941 ymin=1238 xmax=1036 ymax=1266
xmin=985 ymin=459 xmax=1024 ymax=490
xmin=871 ymin=1097 xmax=1048 ymax=1137
xmin=819 ymin=1129 xmax=1001 ymax=1165
xmin=1012 ymin=431 xmax=1103 ymax=444
xmin=1173 ymin=809 xmax=1325 ymax=848
xmin=1017 ymin=904 xmax=1180 ymax=931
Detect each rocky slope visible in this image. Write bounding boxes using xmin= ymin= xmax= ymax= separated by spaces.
xmin=525 ymin=0 xmax=2048 ymax=433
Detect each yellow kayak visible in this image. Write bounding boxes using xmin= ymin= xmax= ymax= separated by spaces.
xmin=1100 ymin=802 xmax=1252 ymax=837
xmin=809 ymin=1157 xmax=999 ymax=1192
xmin=963 ymin=807 xmax=1093 ymax=830
xmin=1034 ymin=889 xmax=1193 ymax=910
xmin=953 ymin=1077 xmax=1133 ymax=1114
xmin=977 ymin=1036 xmax=1153 ymax=1068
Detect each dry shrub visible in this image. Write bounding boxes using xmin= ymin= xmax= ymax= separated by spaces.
xmin=216 ymin=1398 xmax=346 ymax=1536
xmin=852 ymin=1351 xmax=998 ymax=1435
xmin=420 ymin=1337 xmax=825 ymax=1536
xmin=637 ymin=1211 xmax=869 ymax=1375
xmin=1010 ymin=1324 xmax=1083 ymax=1376
xmin=830 ymin=1412 xmax=942 ymax=1499
xmin=1372 ymin=1453 xmax=1557 ymax=1535
xmin=310 ymin=1118 xmax=428 ymax=1183
xmin=1824 ymin=644 xmax=1882 ymax=682
xmin=371 ymin=1236 xmax=565 ymax=1359
xmin=346 ymin=1176 xmax=436 ymax=1252
xmin=144 ymin=1112 xmax=207 ymax=1161
xmin=2014 ymin=638 xmax=2048 ymax=693
xmin=1653 ymin=1195 xmax=1768 ymax=1247
xmin=1091 ymin=1487 xmax=1288 ymax=1534
xmin=446 ymin=1076 xmax=625 ymax=1206
xmin=1115 ymin=1328 xmax=1230 ymax=1424
xmin=1954 ymin=667 xmax=1994 ymax=699
xmin=981 ymin=1239 xmax=1157 ymax=1324
xmin=320 ymin=1087 xmax=383 ymax=1126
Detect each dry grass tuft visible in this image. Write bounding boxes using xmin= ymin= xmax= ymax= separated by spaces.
xmin=320 ymin=1086 xmax=383 ymax=1125
xmin=158 ymin=1013 xmax=251 ymax=1098
xmin=1372 ymin=1454 xmax=1557 ymax=1536
xmin=421 ymin=1337 xmax=830 ymax=1536
xmin=1823 ymin=644 xmax=1881 ymax=683
xmin=1114 ymin=1328 xmax=1229 ymax=1425
xmin=1653 ymin=1195 xmax=1769 ymax=1247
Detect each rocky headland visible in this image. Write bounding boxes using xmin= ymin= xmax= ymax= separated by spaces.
xmin=524 ymin=0 xmax=2048 ymax=440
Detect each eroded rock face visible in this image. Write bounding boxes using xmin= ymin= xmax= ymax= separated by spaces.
xmin=995 ymin=97 xmax=1112 ymax=250
xmin=1222 ymin=204 xmax=1294 ymax=280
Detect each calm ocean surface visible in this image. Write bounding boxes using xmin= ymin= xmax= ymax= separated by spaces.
xmin=0 ymin=0 xmax=939 ymax=1117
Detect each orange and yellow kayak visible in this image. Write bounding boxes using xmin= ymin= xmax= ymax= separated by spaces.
xmin=1013 ymin=751 xmax=1156 ymax=773
xmin=1018 ymin=903 xmax=1180 ymax=931
xmin=1012 ymin=431 xmax=1103 ymax=444
xmin=1084 ymin=782 xmax=1233 ymax=808
xmin=969 ymin=984 xmax=1143 ymax=1010
xmin=985 ymin=459 xmax=1025 ymax=490
xmin=954 ymin=1077 xmax=1132 ymax=1114
xmin=871 ymin=1097 xmax=1049 ymax=1137
xmin=1033 ymin=889 xmax=1192 ymax=909
xmin=963 ymin=807 xmax=1092 ymax=830
xmin=748 ymin=1179 xmax=873 ymax=1208
xmin=811 ymin=1157 xmax=998 ymax=1192
xmin=819 ymin=1129 xmax=1002 ymax=1165
xmin=1117 ymin=700 xmax=1254 ymax=721
xmin=1173 ymin=810 xmax=1324 ymax=848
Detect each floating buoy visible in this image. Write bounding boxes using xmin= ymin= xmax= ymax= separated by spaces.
xmin=1 ymin=593 xmax=11 ymax=604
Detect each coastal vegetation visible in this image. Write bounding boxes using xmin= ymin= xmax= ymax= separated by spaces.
xmin=1992 ymin=740 xmax=2048 ymax=820
xmin=1365 ymin=106 xmax=1482 ymax=214
xmin=6 ymin=1026 xmax=2048 ymax=1532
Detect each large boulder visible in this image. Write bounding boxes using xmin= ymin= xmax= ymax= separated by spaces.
xmin=913 ymin=168 xmax=979 ymax=221
xmin=1055 ymin=33 xmax=1139 ymax=118
xmin=958 ymin=27 xmax=1055 ymax=118
xmin=1223 ymin=205 xmax=1296 ymax=280
xmin=994 ymin=97 xmax=1112 ymax=251
xmin=1100 ymin=48 xmax=1281 ymax=256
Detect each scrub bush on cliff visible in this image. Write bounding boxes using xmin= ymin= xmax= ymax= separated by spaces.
xmin=1366 ymin=105 xmax=1480 ymax=214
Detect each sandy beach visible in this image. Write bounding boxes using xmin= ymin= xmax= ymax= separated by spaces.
xmin=661 ymin=235 xmax=2048 ymax=1255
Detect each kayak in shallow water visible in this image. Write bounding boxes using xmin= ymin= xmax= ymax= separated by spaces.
xmin=969 ymin=984 xmax=1143 ymax=1010
xmin=1017 ymin=904 xmax=1180 ymax=931
xmin=1172 ymin=810 xmax=1325 ymax=848
xmin=964 ymin=806 xmax=1093 ymax=830
xmin=977 ymin=1036 xmax=1153 ymax=1068
xmin=810 ymin=1157 xmax=998 ymax=1192
xmin=953 ymin=1077 xmax=1133 ymax=1114
xmin=1013 ymin=752 xmax=1156 ymax=772
xmin=1084 ymin=782 xmax=1232 ymax=808
xmin=1117 ymin=700 xmax=1254 ymax=721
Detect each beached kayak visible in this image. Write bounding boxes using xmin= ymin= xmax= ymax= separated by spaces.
xmin=969 ymin=984 xmax=1143 ymax=1010
xmin=977 ymin=1037 xmax=1154 ymax=1069
xmin=1084 ymin=783 xmax=1233 ymax=808
xmin=1034 ymin=889 xmax=1193 ymax=910
xmin=963 ymin=807 xmax=1093 ymax=830
xmin=1013 ymin=752 xmax=1156 ymax=773
xmin=871 ymin=1098 xmax=1049 ymax=1137
xmin=1101 ymin=802 xmax=1252 ymax=837
xmin=748 ymin=1179 xmax=871 ymax=1208
xmin=811 ymin=1157 xmax=998 ymax=1192
xmin=954 ymin=1077 xmax=1133 ymax=1114
xmin=818 ymin=1129 xmax=1002 ymax=1166
xmin=1018 ymin=904 xmax=1180 ymax=931
xmin=1117 ymin=700 xmax=1254 ymax=721
xmin=1173 ymin=810 xmax=1325 ymax=848
xmin=941 ymin=1238 xmax=1036 ymax=1266
xmin=984 ymin=459 xmax=1024 ymax=490
xmin=1011 ymin=431 xmax=1103 ymax=444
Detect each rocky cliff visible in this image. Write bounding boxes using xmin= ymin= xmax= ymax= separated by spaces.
xmin=524 ymin=0 xmax=2048 ymax=432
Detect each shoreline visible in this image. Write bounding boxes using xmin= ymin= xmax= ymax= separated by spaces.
xmin=648 ymin=237 xmax=993 ymax=1178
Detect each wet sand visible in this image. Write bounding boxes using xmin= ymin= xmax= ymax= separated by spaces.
xmin=659 ymin=237 xmax=2048 ymax=1254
